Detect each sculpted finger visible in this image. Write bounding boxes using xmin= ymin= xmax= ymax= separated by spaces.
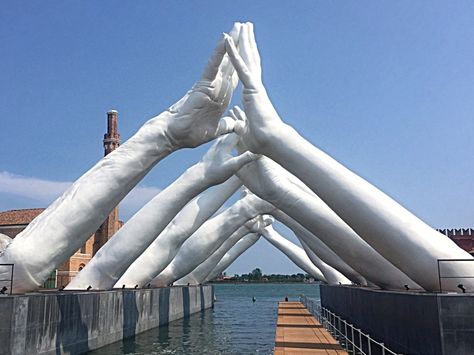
xmin=224 ymin=23 xmax=243 ymax=90
xmin=215 ymin=55 xmax=236 ymax=102
xmin=247 ymin=22 xmax=262 ymax=70
xmin=225 ymin=35 xmax=254 ymax=89
xmin=202 ymin=133 xmax=229 ymax=159
xmin=245 ymin=215 xmax=262 ymax=230
xmin=216 ymin=115 xmax=245 ymax=136
xmin=201 ymin=35 xmax=226 ymax=81
xmin=231 ymin=105 xmax=248 ymax=137
xmin=228 ymin=108 xmax=238 ymax=121
xmin=262 ymin=214 xmax=275 ymax=227
xmin=226 ymin=151 xmax=260 ymax=172
xmin=233 ymin=105 xmax=247 ymax=122
xmin=229 ymin=22 xmax=243 ymax=47
xmin=216 ymin=131 xmax=240 ymax=154
xmin=216 ymin=23 xmax=242 ymax=99
xmin=239 ymin=23 xmax=254 ymax=68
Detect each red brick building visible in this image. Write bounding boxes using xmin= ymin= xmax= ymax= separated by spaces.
xmin=437 ymin=228 xmax=474 ymax=256
xmin=0 ymin=110 xmax=123 ymax=288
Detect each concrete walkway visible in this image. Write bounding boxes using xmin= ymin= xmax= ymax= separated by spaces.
xmin=274 ymin=301 xmax=347 ymax=354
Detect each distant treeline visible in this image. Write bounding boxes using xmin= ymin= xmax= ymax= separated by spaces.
xmin=211 ymin=268 xmax=315 ymax=283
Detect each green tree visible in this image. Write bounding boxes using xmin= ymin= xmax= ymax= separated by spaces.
xmin=251 ymin=268 xmax=263 ymax=281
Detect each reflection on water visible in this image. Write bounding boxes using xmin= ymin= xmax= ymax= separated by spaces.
xmin=89 ymin=283 xmax=320 ymax=354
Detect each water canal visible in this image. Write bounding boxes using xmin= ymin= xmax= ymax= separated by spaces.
xmin=90 ymin=283 xmax=321 ymax=354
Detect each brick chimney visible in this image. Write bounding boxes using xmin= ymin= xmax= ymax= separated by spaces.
xmin=93 ymin=110 xmax=121 ymax=255
xmin=103 ymin=110 xmax=120 ymax=156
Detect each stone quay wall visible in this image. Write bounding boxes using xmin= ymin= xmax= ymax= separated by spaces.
xmin=320 ymin=284 xmax=474 ymax=355
xmin=0 ymin=285 xmax=213 ymax=355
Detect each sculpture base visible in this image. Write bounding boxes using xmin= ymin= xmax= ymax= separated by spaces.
xmin=0 ymin=285 xmax=214 ymax=355
xmin=320 ymin=284 xmax=474 ymax=355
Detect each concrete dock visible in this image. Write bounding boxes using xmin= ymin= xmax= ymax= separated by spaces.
xmin=274 ymin=301 xmax=347 ymax=354
xmin=0 ymin=285 xmax=213 ymax=355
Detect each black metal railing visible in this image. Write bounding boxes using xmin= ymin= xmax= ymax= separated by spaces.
xmin=301 ymin=296 xmax=401 ymax=355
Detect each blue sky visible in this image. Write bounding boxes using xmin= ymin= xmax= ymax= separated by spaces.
xmin=1 ymin=1 xmax=473 ymax=275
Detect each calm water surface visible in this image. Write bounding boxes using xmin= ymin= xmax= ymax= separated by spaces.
xmin=90 ymin=283 xmax=320 ymax=354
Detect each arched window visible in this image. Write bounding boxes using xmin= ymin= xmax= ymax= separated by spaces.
xmin=78 ymin=263 xmax=86 ymax=271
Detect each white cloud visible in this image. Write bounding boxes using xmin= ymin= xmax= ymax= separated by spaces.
xmin=0 ymin=171 xmax=161 ymax=220
xmin=0 ymin=171 xmax=71 ymax=202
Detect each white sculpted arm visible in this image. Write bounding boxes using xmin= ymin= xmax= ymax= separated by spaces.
xmin=114 ymin=175 xmax=242 ymax=288
xmin=273 ymin=210 xmax=366 ymax=285
xmin=151 ymin=193 xmax=275 ymax=287
xmin=261 ymin=226 xmax=326 ymax=282
xmin=299 ymin=240 xmax=351 ymax=285
xmin=226 ymin=23 xmax=474 ymax=292
xmin=67 ymin=134 xmax=255 ymax=290
xmin=0 ymin=24 xmax=245 ymax=293
xmin=177 ymin=215 xmax=273 ymax=285
xmin=204 ymin=233 xmax=260 ymax=283
xmin=234 ymin=152 xmax=418 ymax=289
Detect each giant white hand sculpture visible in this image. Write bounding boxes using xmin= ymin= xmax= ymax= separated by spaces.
xmin=203 ymin=233 xmax=261 ymax=283
xmin=225 ymin=23 xmax=473 ymax=291
xmin=0 ymin=24 xmax=245 ymax=293
xmin=233 ymin=145 xmax=417 ymax=289
xmin=273 ymin=210 xmax=367 ymax=285
xmin=150 ymin=192 xmax=275 ymax=287
xmin=67 ymin=134 xmax=255 ymax=290
xmin=176 ymin=215 xmax=273 ymax=285
xmin=261 ymin=226 xmax=326 ymax=282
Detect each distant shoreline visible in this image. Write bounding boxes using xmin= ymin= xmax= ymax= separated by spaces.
xmin=208 ymin=281 xmax=320 ymax=285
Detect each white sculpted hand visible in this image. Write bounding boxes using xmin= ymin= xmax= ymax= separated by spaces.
xmin=224 ymin=23 xmax=286 ymax=154
xmin=165 ymin=23 xmax=245 ymax=149
xmin=226 ymin=108 xmax=299 ymax=205
xmin=246 ymin=214 xmax=274 ymax=234
xmin=193 ymin=133 xmax=257 ymax=186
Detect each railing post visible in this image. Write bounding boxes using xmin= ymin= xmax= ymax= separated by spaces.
xmin=344 ymin=321 xmax=348 ymax=351
xmin=437 ymin=259 xmax=442 ymax=293
xmin=10 ymin=264 xmax=14 ymax=295
xmin=351 ymin=325 xmax=355 ymax=353
xmin=367 ymin=334 xmax=372 ymax=355
xmin=381 ymin=342 xmax=386 ymax=355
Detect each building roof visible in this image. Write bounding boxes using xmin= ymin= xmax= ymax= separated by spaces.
xmin=0 ymin=208 xmax=45 ymax=226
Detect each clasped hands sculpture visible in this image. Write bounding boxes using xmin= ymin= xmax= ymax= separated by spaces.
xmin=2 ymin=21 xmax=472 ymax=293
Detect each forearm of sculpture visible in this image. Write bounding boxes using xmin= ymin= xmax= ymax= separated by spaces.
xmin=175 ymin=223 xmax=254 ymax=285
xmin=226 ymin=23 xmax=472 ymax=291
xmin=151 ymin=195 xmax=274 ymax=287
xmin=3 ymin=115 xmax=176 ymax=291
xmin=273 ymin=182 xmax=419 ymax=289
xmin=66 ymin=161 xmax=223 ymax=290
xmin=114 ymin=176 xmax=242 ymax=288
xmin=257 ymin=120 xmax=466 ymax=290
xmin=204 ymin=233 xmax=260 ymax=283
xmin=177 ymin=215 xmax=271 ymax=285
xmin=236 ymin=157 xmax=416 ymax=289
xmin=273 ymin=210 xmax=367 ymax=286
xmin=299 ymin=240 xmax=351 ymax=285
xmin=261 ymin=226 xmax=326 ymax=282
